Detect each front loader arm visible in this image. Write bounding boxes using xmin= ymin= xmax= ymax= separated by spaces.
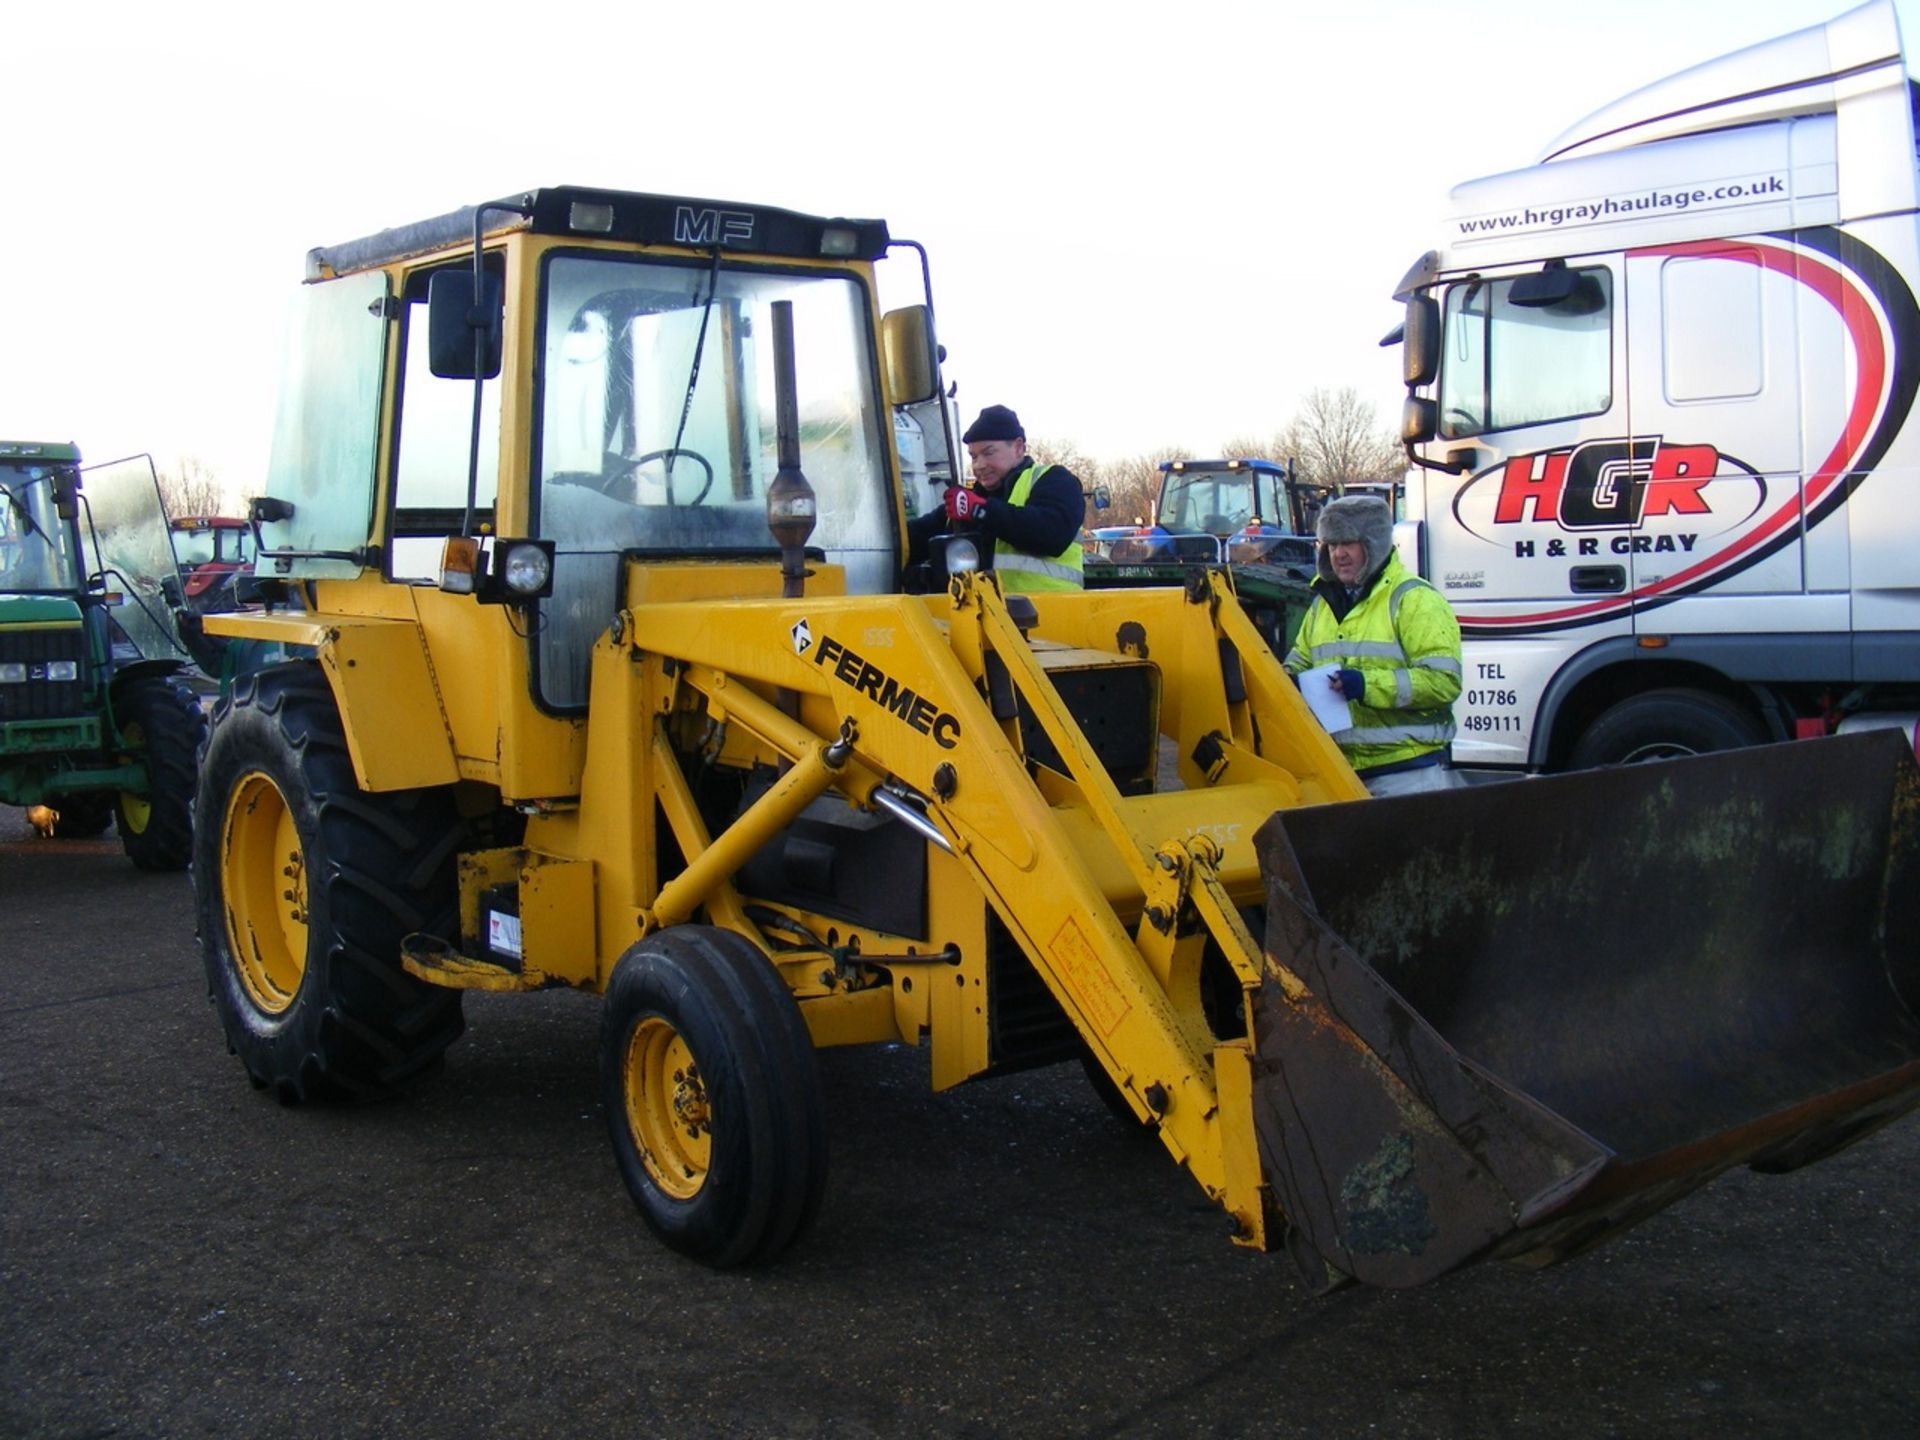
xmin=591 ymin=574 xmax=1349 ymax=1248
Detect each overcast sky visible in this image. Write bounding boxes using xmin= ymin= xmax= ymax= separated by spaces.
xmin=5 ymin=0 xmax=1911 ymax=499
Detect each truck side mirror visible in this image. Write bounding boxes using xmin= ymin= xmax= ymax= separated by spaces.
xmin=1402 ymin=395 xmax=1437 ymax=444
xmin=428 ymin=269 xmax=503 ymax=380
xmin=1403 ymin=295 xmax=1440 ymax=387
xmin=881 ymin=305 xmax=939 ymax=406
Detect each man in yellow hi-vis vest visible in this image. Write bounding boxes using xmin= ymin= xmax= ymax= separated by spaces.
xmin=907 ymin=405 xmax=1084 ymax=592
xmin=1285 ymin=495 xmax=1465 ymax=796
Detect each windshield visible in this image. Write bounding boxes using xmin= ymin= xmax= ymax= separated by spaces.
xmin=0 ymin=464 xmax=84 ymax=592
xmin=173 ymin=524 xmax=252 ymax=568
xmin=1439 ymin=268 xmax=1613 ymax=438
xmin=533 ymin=252 xmax=892 ymax=708
xmin=82 ymin=455 xmax=192 ymax=663
xmin=1160 ymin=472 xmax=1281 ymax=533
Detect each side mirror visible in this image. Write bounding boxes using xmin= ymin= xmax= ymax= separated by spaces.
xmin=881 ymin=305 xmax=939 ymax=405
xmin=1403 ymin=295 xmax=1440 ymax=387
xmin=428 ymin=269 xmax=503 ymax=380
xmin=52 ymin=471 xmax=79 ymax=520
xmin=1401 ymin=395 xmax=1437 ymax=445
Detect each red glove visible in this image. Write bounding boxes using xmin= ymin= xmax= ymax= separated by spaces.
xmin=944 ymin=486 xmax=989 ymax=524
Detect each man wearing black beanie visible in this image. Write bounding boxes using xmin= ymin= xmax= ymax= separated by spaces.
xmin=906 ymin=405 xmax=1086 ymax=592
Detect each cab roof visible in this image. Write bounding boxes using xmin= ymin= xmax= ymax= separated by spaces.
xmin=1159 ymin=458 xmax=1290 ymax=476
xmin=306 ymin=185 xmax=892 ymax=279
xmin=0 ymin=441 xmax=80 ymax=464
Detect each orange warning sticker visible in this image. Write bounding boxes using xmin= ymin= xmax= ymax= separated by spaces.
xmin=1047 ymin=913 xmax=1132 ymax=1037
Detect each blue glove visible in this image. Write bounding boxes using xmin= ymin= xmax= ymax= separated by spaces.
xmin=1335 ymin=668 xmax=1366 ymax=702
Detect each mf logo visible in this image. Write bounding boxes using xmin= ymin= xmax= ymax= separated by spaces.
xmin=790 ymin=618 xmax=813 ymax=656
xmin=674 ymin=206 xmax=756 ymax=247
xmin=1486 ymin=437 xmax=1754 ymax=530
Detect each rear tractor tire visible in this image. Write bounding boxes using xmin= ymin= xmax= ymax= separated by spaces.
xmin=113 ymin=673 xmax=205 ymax=871
xmin=599 ymin=925 xmax=827 ymax=1267
xmin=193 ymin=663 xmax=466 ymax=1103
xmin=1567 ymin=687 xmax=1766 ymax=769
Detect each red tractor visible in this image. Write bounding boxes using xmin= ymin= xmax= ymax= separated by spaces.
xmin=167 ymin=516 xmax=254 ymax=604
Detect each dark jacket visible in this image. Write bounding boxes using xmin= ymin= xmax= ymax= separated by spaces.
xmin=906 ymin=458 xmax=1084 ymax=567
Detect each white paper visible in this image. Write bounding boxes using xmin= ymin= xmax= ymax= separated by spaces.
xmin=1299 ymin=664 xmax=1353 ymax=734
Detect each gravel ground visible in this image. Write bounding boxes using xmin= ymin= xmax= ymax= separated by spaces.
xmin=2 ymin=803 xmax=1915 ymax=1439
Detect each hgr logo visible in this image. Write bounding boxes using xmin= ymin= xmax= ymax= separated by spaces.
xmin=1479 ymin=436 xmax=1754 ymax=531
xmin=673 ymin=206 xmax=756 ymax=247
xmin=1559 ymin=439 xmax=1654 ymax=528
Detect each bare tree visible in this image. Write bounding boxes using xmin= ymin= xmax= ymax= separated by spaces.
xmin=1279 ymin=387 xmax=1402 ymax=488
xmin=1097 ymin=445 xmax=1189 ymax=526
xmin=155 ymin=455 xmax=227 ymax=519
xmin=1024 ymin=434 xmax=1108 ymax=529
xmin=1216 ymin=431 xmax=1289 ymax=463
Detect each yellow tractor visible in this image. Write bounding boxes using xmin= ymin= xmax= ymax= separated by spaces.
xmin=197 ymin=187 xmax=1920 ymax=1286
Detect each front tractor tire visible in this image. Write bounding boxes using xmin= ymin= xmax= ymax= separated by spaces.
xmin=113 ymin=673 xmax=206 ymax=870
xmin=600 ymin=926 xmax=828 ymax=1267
xmin=193 ymin=664 xmax=466 ymax=1103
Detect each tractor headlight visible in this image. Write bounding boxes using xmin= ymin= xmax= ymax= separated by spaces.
xmin=45 ymin=660 xmax=78 ymax=682
xmin=499 ymin=541 xmax=554 ymax=598
xmin=0 ymin=663 xmax=25 ymax=683
xmin=438 ymin=535 xmax=555 ymax=605
xmin=944 ymin=537 xmax=981 ymax=575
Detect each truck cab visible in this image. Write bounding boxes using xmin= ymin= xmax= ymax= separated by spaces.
xmin=1394 ymin=0 xmax=1920 ymax=769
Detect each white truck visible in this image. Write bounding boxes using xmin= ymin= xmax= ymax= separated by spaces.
xmin=1394 ymin=0 xmax=1920 ymax=769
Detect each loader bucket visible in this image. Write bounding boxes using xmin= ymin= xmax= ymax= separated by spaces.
xmin=1249 ymin=729 xmax=1920 ymax=1289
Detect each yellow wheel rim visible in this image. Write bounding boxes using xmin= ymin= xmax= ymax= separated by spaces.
xmin=623 ymin=1017 xmax=711 ymax=1200
xmin=118 ymin=719 xmax=151 ymax=834
xmin=220 ymin=770 xmax=309 ymax=1016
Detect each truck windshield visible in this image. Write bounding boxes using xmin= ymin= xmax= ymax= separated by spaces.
xmin=0 ymin=467 xmax=84 ymax=592
xmin=532 ymin=253 xmax=892 ymax=708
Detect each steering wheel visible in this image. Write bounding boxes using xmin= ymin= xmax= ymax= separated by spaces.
xmin=619 ymin=448 xmax=715 ymax=506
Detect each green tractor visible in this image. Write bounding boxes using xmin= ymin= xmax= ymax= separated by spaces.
xmin=1082 ymin=458 xmax=1320 ymax=654
xmin=0 ymin=442 xmax=205 ymax=867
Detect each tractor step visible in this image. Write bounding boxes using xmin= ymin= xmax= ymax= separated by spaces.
xmin=401 ymin=934 xmax=549 ymax=991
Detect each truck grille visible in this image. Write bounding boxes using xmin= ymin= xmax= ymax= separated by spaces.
xmin=0 ymin=627 xmax=86 ymax=722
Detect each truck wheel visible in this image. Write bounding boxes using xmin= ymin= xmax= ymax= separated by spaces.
xmin=600 ymin=925 xmax=827 ymax=1266
xmin=1568 ymin=688 xmax=1766 ymax=769
xmin=114 ymin=674 xmax=206 ymax=871
xmin=50 ymin=793 xmax=115 ymax=838
xmin=193 ymin=663 xmax=466 ymax=1103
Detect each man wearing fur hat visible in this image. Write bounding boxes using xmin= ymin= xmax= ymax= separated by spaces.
xmin=906 ymin=405 xmax=1085 ymax=592
xmin=1285 ymin=495 xmax=1464 ymax=796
